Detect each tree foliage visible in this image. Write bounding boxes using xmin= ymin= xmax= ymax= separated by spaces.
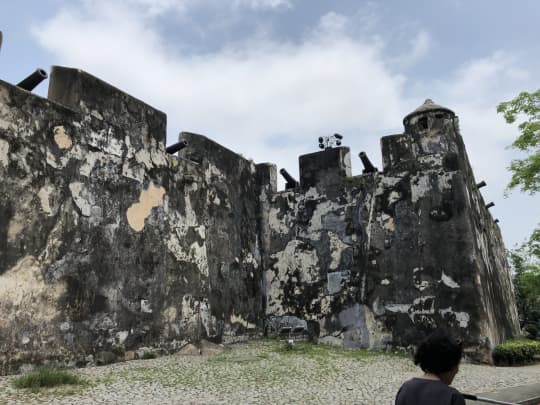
xmin=497 ymin=89 xmax=540 ymax=194
xmin=508 ymin=237 xmax=540 ymax=339
xmin=499 ymin=91 xmax=540 ymax=336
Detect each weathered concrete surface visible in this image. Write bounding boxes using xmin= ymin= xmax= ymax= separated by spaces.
xmin=263 ymin=100 xmax=519 ymax=357
xmin=465 ymin=383 xmax=540 ymax=405
xmin=0 ymin=67 xmax=268 ymax=374
xmin=0 ymin=67 xmax=519 ymax=375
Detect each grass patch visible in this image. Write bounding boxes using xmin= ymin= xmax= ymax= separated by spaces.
xmin=142 ymin=351 xmax=157 ymax=359
xmin=269 ymin=339 xmax=407 ymax=361
xmin=13 ymin=367 xmax=86 ymax=392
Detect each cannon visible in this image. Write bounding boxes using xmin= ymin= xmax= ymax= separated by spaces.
xmin=17 ymin=68 xmax=48 ymax=91
xmin=476 ymin=180 xmax=487 ymax=189
xmin=166 ymin=140 xmax=188 ymax=154
xmin=279 ymin=168 xmax=299 ymax=189
xmin=359 ymin=151 xmax=378 ymax=173
xmin=485 ymin=202 xmax=495 ymax=209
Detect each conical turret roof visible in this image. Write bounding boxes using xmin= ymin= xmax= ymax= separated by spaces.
xmin=403 ymin=99 xmax=455 ymax=124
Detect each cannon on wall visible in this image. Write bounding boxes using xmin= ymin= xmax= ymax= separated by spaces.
xmin=280 ymin=168 xmax=299 ymax=190
xmin=359 ymin=151 xmax=378 ymax=173
xmin=166 ymin=140 xmax=188 ymax=154
xmin=17 ymin=69 xmax=48 ymax=91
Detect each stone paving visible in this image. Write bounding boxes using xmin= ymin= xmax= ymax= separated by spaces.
xmin=1 ymin=340 xmax=540 ymax=405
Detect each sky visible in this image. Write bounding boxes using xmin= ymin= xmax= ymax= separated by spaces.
xmin=0 ymin=0 xmax=539 ymax=248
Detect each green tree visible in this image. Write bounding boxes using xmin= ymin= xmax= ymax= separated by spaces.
xmin=498 ymin=90 xmax=540 ymax=338
xmin=508 ymin=241 xmax=540 ymax=338
xmin=497 ymin=89 xmax=540 ymax=194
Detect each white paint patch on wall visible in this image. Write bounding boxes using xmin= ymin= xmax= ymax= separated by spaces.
xmin=379 ymin=213 xmax=395 ymax=232
xmin=437 ymin=172 xmax=454 ymax=190
xmin=116 ymin=330 xmax=129 ymax=345
xmin=38 ymin=185 xmax=55 ymax=216
xmin=205 ymin=163 xmax=226 ymax=183
xmin=0 ymin=138 xmax=9 ymax=167
xmin=439 ymin=307 xmax=470 ymax=328
xmin=79 ymin=150 xmax=101 ymax=177
xmin=441 ymin=271 xmax=460 ymax=288
xmin=328 ymin=232 xmax=348 ymax=270
xmin=387 ymin=191 xmax=401 ymax=205
xmin=140 ymin=299 xmax=152 ymax=313
xmin=7 ymin=212 xmax=25 ymax=241
xmin=122 ymin=161 xmax=146 ymax=183
xmin=418 ymin=155 xmax=443 ymax=166
xmin=268 ymin=207 xmax=290 ymax=234
xmin=105 ymin=136 xmax=123 ymax=158
xmin=271 ymin=240 xmax=319 ymax=284
xmin=188 ymin=241 xmax=209 ymax=277
xmin=363 ymin=304 xmax=393 ymax=350
xmin=183 ymin=183 xmax=200 ymax=227
xmin=134 ymin=148 xmax=153 ymax=170
xmin=410 ymin=174 xmax=431 ymax=203
xmin=230 ymin=313 xmax=256 ymax=330
xmin=385 ymin=304 xmax=411 ymax=314
xmin=375 ymin=176 xmax=402 ymax=196
xmin=265 ymin=239 xmax=320 ymax=314
xmin=69 ymin=182 xmax=92 ymax=217
xmin=166 ymin=224 xmax=209 ymax=277
xmin=308 ymin=199 xmax=340 ymax=233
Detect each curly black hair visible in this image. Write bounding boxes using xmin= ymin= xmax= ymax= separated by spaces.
xmin=414 ymin=330 xmax=463 ymax=375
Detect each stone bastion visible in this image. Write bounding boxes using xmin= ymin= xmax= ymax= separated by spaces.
xmin=0 ymin=66 xmax=519 ymax=374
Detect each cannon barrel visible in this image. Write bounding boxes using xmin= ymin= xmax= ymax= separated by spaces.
xmin=485 ymin=202 xmax=495 ymax=209
xmin=166 ymin=140 xmax=188 ymax=154
xmin=476 ymin=180 xmax=487 ymax=189
xmin=279 ymin=168 xmax=299 ymax=189
xmin=17 ymin=68 xmax=48 ymax=91
xmin=359 ymin=151 xmax=377 ymax=173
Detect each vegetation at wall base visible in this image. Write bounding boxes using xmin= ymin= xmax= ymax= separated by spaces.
xmin=492 ymin=339 xmax=540 ymax=366
xmin=508 ymin=238 xmax=540 ymax=338
xmin=142 ymin=351 xmax=157 ymax=359
xmin=13 ymin=367 xmax=85 ymax=391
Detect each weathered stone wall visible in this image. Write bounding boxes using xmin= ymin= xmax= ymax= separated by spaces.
xmin=0 ymin=67 xmax=519 ymax=374
xmin=0 ymin=67 xmax=266 ymax=374
xmin=263 ymin=101 xmax=519 ymax=358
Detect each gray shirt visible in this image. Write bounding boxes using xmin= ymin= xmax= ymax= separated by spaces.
xmin=395 ymin=378 xmax=466 ymax=405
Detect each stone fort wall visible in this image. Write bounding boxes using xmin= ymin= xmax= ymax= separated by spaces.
xmin=0 ymin=66 xmax=519 ymax=373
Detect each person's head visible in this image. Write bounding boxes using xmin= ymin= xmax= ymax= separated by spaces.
xmin=414 ymin=329 xmax=463 ymax=385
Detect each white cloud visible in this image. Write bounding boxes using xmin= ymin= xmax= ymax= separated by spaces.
xmin=232 ymin=0 xmax=292 ymax=10
xmin=32 ymin=3 xmax=406 ymax=179
xmin=317 ymin=12 xmax=350 ymax=36
xmin=31 ymin=2 xmax=539 ymax=246
xmin=417 ymin=51 xmax=538 ymax=247
xmin=408 ymin=30 xmax=431 ymax=64
xmin=100 ymin=0 xmax=292 ymax=16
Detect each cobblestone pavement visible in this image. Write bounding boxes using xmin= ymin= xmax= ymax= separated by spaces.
xmin=1 ymin=340 xmax=540 ymax=405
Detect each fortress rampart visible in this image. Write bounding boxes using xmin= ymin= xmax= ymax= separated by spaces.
xmin=0 ymin=67 xmax=519 ymax=374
